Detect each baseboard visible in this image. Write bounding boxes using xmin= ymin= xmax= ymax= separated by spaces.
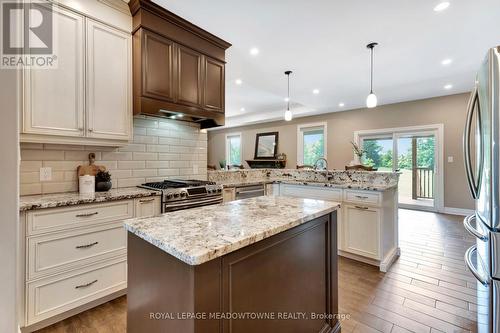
xmin=442 ymin=207 xmax=474 ymax=216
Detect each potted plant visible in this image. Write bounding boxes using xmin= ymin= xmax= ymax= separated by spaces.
xmin=95 ymin=170 xmax=112 ymax=192
xmin=351 ymin=141 xmax=365 ymax=163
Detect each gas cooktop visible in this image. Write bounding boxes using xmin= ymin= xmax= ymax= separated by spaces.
xmin=140 ymin=179 xmax=216 ymax=190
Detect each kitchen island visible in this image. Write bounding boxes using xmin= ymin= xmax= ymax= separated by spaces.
xmin=124 ymin=196 xmax=341 ymax=333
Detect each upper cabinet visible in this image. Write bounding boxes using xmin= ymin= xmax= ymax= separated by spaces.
xmin=23 ymin=6 xmax=85 ymax=138
xmin=129 ymin=0 xmax=231 ymax=129
xmin=86 ymin=19 xmax=131 ymax=141
xmin=21 ymin=2 xmax=132 ymax=146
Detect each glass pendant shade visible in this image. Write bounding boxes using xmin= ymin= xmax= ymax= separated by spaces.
xmin=366 ymin=92 xmax=377 ymax=108
xmin=284 ymin=110 xmax=293 ymax=121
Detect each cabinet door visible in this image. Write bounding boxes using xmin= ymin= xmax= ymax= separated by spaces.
xmin=142 ymin=30 xmax=175 ymax=102
xmin=23 ymin=6 xmax=84 ymax=137
xmin=86 ymin=19 xmax=131 ymax=140
xmin=203 ymin=56 xmax=225 ymax=113
xmin=177 ymin=45 xmax=202 ymax=109
xmin=134 ymin=197 xmax=161 ymax=217
xmin=343 ymin=204 xmax=380 ymax=259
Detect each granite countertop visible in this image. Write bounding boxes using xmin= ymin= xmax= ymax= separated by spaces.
xmin=124 ymin=196 xmax=340 ymax=266
xmin=19 ymin=187 xmax=161 ymax=211
xmin=217 ymin=179 xmax=396 ymax=192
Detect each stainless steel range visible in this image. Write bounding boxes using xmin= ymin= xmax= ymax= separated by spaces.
xmin=139 ymin=179 xmax=223 ymax=213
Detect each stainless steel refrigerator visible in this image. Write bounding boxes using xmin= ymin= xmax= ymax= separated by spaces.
xmin=463 ymin=46 xmax=500 ymax=333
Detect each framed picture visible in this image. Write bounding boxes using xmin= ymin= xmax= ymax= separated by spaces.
xmin=254 ymin=132 xmax=279 ymax=159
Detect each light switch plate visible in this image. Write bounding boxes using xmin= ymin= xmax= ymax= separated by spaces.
xmin=39 ymin=167 xmax=52 ymax=181
xmin=447 ymin=156 xmax=454 ymax=163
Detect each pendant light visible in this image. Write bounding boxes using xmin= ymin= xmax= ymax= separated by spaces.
xmin=284 ymin=70 xmax=293 ymax=121
xmin=366 ymin=42 xmax=379 ymax=108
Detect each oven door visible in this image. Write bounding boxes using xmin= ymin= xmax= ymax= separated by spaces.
xmin=163 ymin=196 xmax=223 ymax=212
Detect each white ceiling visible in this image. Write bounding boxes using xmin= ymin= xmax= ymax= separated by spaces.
xmin=153 ymin=0 xmax=500 ymax=128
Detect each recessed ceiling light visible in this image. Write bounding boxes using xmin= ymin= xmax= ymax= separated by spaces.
xmin=249 ymin=47 xmax=259 ymax=56
xmin=170 ymin=115 xmax=176 ymax=119
xmin=284 ymin=97 xmax=290 ymax=102
xmin=312 ymin=89 xmax=320 ymax=95
xmin=444 ymin=84 xmax=453 ymax=90
xmin=240 ymin=107 xmax=245 ymax=112
xmin=235 ymin=79 xmax=243 ymax=85
xmin=177 ymin=113 xmax=183 ymax=118
xmin=338 ymin=102 xmax=345 ymax=107
xmin=441 ymin=58 xmax=453 ymax=65
xmin=434 ymin=2 xmax=450 ymax=12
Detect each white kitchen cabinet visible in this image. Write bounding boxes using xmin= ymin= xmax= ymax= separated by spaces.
xmin=277 ymin=183 xmax=398 ymax=272
xmin=22 ymin=6 xmax=85 ymax=138
xmin=343 ymin=204 xmax=381 ymax=260
xmin=134 ymin=197 xmax=161 ymax=217
xmin=19 ymin=196 xmax=160 ymax=331
xmin=222 ymin=187 xmax=236 ymax=202
xmin=21 ymin=4 xmax=132 ymax=146
xmin=86 ymin=19 xmax=131 ymax=141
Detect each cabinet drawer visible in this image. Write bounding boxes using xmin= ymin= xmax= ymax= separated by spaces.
xmin=27 ymin=200 xmax=134 ymax=235
xmin=27 ymin=258 xmax=126 ymax=325
xmin=27 ymin=224 xmax=126 ymax=280
xmin=280 ymin=184 xmax=342 ymax=201
xmin=344 ymin=189 xmax=381 ymax=206
xmin=134 ymin=197 xmax=161 ymax=217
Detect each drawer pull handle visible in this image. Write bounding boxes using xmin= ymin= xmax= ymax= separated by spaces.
xmin=75 ymin=279 xmax=98 ymax=289
xmin=354 ymin=205 xmax=369 ymax=210
xmin=139 ymin=198 xmax=155 ymax=203
xmin=355 ymin=195 xmax=369 ymax=199
xmin=76 ymin=241 xmax=99 ymax=249
xmin=76 ymin=212 xmax=99 ymax=218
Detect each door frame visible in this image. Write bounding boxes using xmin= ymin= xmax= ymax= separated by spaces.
xmin=353 ymin=124 xmax=444 ymax=213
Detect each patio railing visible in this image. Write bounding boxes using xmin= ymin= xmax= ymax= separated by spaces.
xmin=413 ymin=167 xmax=434 ymax=199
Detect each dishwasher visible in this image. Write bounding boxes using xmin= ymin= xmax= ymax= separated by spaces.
xmin=234 ymin=184 xmax=265 ymax=200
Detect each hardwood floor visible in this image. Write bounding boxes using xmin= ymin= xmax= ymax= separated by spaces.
xmin=36 ymin=209 xmax=483 ymax=333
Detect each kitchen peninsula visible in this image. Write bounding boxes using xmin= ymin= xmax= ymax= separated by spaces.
xmin=124 ymin=196 xmax=341 ymax=333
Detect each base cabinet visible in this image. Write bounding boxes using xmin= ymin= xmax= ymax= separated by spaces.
xmin=343 ymin=204 xmax=380 ymax=260
xmin=20 ymin=196 xmax=161 ymax=331
xmin=277 ymin=183 xmax=398 ymax=271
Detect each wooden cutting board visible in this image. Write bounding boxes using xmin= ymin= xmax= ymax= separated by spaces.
xmin=77 ymin=153 xmax=106 ymax=177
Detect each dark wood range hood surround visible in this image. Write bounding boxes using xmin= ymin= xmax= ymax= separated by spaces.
xmin=129 ymin=0 xmax=231 ymax=128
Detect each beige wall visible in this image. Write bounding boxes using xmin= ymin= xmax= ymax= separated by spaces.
xmin=208 ymin=93 xmax=473 ymax=210
xmin=20 ymin=116 xmax=208 ymax=196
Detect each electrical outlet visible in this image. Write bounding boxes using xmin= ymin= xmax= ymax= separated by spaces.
xmin=447 ymin=156 xmax=454 ymax=163
xmin=39 ymin=167 xmax=52 ymax=182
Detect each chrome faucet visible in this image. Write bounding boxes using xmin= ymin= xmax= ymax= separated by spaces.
xmin=313 ymin=157 xmax=330 ymax=180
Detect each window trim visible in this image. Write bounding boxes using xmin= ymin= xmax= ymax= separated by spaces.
xmin=297 ymin=122 xmax=327 ymax=165
xmin=225 ymin=132 xmax=242 ymax=166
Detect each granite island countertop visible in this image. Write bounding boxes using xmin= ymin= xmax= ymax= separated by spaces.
xmin=124 ymin=196 xmax=340 ymax=265
xmin=19 ymin=187 xmax=160 ymax=211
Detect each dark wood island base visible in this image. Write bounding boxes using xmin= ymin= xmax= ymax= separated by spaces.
xmin=127 ymin=211 xmax=340 ymax=333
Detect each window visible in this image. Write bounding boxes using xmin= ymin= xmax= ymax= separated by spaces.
xmin=225 ymin=133 xmax=242 ymax=166
xmin=297 ymin=123 xmax=327 ymax=166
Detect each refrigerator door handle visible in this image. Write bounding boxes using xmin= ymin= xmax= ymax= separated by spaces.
xmin=463 ymin=86 xmax=483 ymax=199
xmin=463 ymin=214 xmax=489 ymax=241
xmin=465 ymin=245 xmax=489 ymax=287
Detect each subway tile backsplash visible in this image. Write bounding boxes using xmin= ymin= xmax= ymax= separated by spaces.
xmin=20 ymin=116 xmax=208 ymax=196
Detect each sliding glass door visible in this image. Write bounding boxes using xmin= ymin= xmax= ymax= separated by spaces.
xmin=358 ymin=127 xmax=440 ymax=211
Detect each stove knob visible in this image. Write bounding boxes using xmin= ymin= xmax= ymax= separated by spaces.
xmin=217 ymin=188 xmax=222 ymax=193
xmin=174 ymin=193 xmax=180 ymax=198
xmin=166 ymin=193 xmax=173 ymax=200
xmin=180 ymin=191 xmax=187 ymax=198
